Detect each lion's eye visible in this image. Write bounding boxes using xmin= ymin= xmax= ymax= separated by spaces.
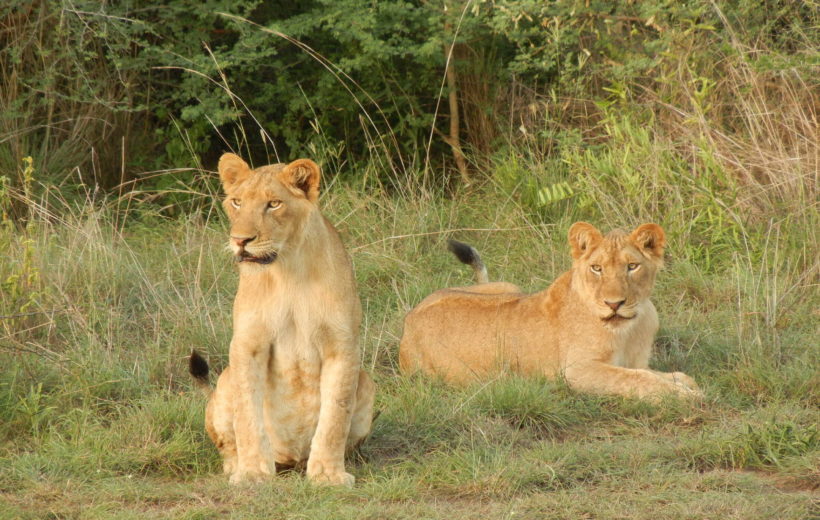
xmin=590 ymin=265 xmax=602 ymax=274
xmin=230 ymin=198 xmax=241 ymax=209
xmin=627 ymin=263 xmax=640 ymax=271
xmin=267 ymin=200 xmax=282 ymax=211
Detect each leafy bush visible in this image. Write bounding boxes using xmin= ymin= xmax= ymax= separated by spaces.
xmin=8 ymin=0 xmax=814 ymax=193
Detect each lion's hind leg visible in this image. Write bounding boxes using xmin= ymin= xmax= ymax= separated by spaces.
xmin=206 ymin=367 xmax=239 ymax=476
xmin=347 ymin=370 xmax=376 ymax=451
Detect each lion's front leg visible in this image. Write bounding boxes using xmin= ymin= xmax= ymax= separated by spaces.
xmin=306 ymin=348 xmax=360 ymax=487
xmin=564 ymin=360 xmax=702 ymax=400
xmin=228 ymin=337 xmax=276 ymax=484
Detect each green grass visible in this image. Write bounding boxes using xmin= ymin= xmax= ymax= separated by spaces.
xmin=0 ymin=173 xmax=817 ymax=518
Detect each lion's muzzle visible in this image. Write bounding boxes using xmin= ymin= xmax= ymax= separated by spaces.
xmin=236 ymin=250 xmax=278 ymax=264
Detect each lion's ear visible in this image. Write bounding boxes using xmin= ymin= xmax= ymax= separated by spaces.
xmin=568 ymin=222 xmax=603 ymax=260
xmin=278 ymin=159 xmax=321 ymax=203
xmin=630 ymin=223 xmax=666 ymax=262
xmin=218 ymin=153 xmax=251 ymax=192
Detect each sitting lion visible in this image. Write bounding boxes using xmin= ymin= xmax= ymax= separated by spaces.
xmin=190 ymin=153 xmax=375 ymax=486
xmin=399 ymin=222 xmax=702 ymax=400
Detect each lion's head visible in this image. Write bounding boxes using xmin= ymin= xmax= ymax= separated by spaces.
xmin=217 ymin=153 xmax=321 ymax=265
xmin=568 ymin=222 xmax=666 ymax=324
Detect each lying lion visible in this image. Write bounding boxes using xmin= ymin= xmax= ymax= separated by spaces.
xmin=190 ymin=154 xmax=375 ymax=486
xmin=399 ymin=222 xmax=702 ymax=400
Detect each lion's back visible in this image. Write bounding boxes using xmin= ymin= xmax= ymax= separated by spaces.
xmin=398 ymin=285 xmax=527 ymax=383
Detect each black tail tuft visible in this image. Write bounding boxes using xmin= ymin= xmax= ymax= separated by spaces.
xmin=189 ymin=350 xmax=210 ymax=382
xmin=447 ymin=239 xmax=478 ymax=266
xmin=447 ymin=238 xmax=489 ymax=284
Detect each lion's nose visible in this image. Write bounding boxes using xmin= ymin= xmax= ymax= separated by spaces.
xmin=605 ymin=299 xmax=625 ymax=311
xmin=231 ymin=235 xmax=255 ymax=247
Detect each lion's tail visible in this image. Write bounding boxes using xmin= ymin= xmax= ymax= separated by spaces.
xmin=447 ymin=239 xmax=489 ymax=284
xmin=188 ymin=350 xmax=212 ymax=398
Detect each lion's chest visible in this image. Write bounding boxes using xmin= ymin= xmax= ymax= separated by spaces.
xmin=606 ymin=302 xmax=659 ymax=369
xmin=234 ymin=273 xmax=355 ymax=463
xmin=258 ymin=293 xmax=332 ymax=462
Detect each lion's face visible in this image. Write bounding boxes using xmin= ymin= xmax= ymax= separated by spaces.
xmin=217 ymin=154 xmax=321 ymax=265
xmin=568 ymin=222 xmax=666 ymax=324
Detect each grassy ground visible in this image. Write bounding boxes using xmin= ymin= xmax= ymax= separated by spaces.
xmin=0 ymin=175 xmax=817 ymax=518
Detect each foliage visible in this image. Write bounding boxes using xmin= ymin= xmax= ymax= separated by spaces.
xmin=4 ymin=0 xmax=815 ymax=193
xmin=0 ymin=1 xmax=144 ymax=196
xmin=0 ymin=157 xmax=42 ymax=337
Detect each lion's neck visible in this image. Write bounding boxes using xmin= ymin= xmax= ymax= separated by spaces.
xmin=238 ymin=213 xmax=339 ymax=288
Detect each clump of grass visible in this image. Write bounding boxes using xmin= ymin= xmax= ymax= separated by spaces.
xmin=471 ymin=377 xmax=584 ymax=436
xmin=364 ymin=377 xmax=475 ymax=462
xmin=685 ymin=419 xmax=818 ymax=472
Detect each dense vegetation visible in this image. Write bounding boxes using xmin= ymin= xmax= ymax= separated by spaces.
xmin=1 ymin=1 xmax=817 ymax=518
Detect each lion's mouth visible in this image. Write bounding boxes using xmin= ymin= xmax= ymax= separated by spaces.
xmin=236 ymin=251 xmax=278 ymax=265
xmin=602 ymin=313 xmax=635 ymax=323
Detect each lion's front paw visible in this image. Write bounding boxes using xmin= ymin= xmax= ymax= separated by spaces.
xmin=222 ymin=456 xmax=237 ymax=476
xmin=311 ymin=470 xmax=355 ymax=487
xmin=228 ymin=468 xmax=270 ymax=485
xmin=307 ymin=460 xmax=355 ymax=487
xmin=668 ymin=372 xmax=703 ymax=398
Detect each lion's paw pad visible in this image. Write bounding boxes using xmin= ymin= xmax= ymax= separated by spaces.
xmin=309 ymin=470 xmax=355 ymax=487
xmin=229 ymin=470 xmax=270 ymax=485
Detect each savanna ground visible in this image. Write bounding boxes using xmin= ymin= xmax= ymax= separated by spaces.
xmin=1 ymin=175 xmax=817 ymax=518
xmin=1 ymin=1 xmax=818 ymax=519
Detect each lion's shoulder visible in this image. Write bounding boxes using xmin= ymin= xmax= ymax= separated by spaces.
xmin=539 ymin=271 xmax=573 ymax=318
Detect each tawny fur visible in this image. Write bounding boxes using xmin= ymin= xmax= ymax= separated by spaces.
xmin=399 ymin=222 xmax=702 ymax=400
xmin=199 ymin=153 xmax=375 ymax=487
